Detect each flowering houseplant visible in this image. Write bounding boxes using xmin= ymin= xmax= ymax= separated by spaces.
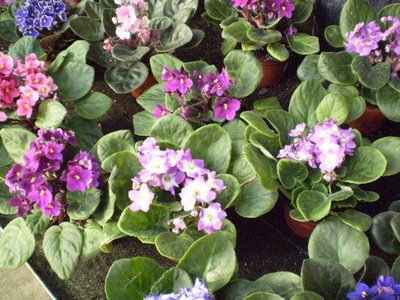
xmin=104 ymin=232 xmax=236 ymax=300
xmin=70 ymin=0 xmax=201 ymax=94
xmin=298 ymin=0 xmax=400 ymax=127
xmin=203 ymin=0 xmax=319 ymax=71
xmin=0 ymin=128 xmax=115 ymax=279
xmin=0 ymin=37 xmax=111 ymax=137
xmin=133 ymin=51 xmax=262 ymax=134
xmin=239 ymin=80 xmax=400 ymax=228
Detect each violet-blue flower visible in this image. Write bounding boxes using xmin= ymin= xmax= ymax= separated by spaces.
xmin=145 ymin=279 xmax=214 ymax=300
xmin=347 ymin=276 xmax=400 ymax=300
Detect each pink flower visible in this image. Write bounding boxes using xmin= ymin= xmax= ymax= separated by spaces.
xmin=0 ymin=78 xmax=20 ymax=107
xmin=0 ymin=52 xmax=14 ymax=76
xmin=16 ymin=98 xmax=35 ymax=118
xmin=0 ymin=111 xmax=8 ymax=122
xmin=103 ymin=38 xmax=114 ymax=52
xmin=24 ymin=54 xmax=45 ymax=74
xmin=19 ymin=85 xmax=40 ymax=104
xmin=115 ymin=5 xmax=137 ymax=30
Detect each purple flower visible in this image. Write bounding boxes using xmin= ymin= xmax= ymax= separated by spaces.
xmin=286 ymin=25 xmax=298 ymax=37
xmin=43 ymin=141 xmax=64 ymax=161
xmin=213 ymin=97 xmax=241 ymax=121
xmin=41 ymin=199 xmax=62 ymax=217
xmin=160 ymin=168 xmax=185 ymax=195
xmin=376 ymin=276 xmax=400 ymax=297
xmin=28 ymin=184 xmax=53 ymax=209
xmin=177 ymin=150 xmax=206 ymax=178
xmin=347 ymin=282 xmax=377 ymax=300
xmin=65 ymin=165 xmax=92 ymax=192
xmin=289 ymin=123 xmax=306 ymax=137
xmin=346 ymin=21 xmax=384 ymax=57
xmin=198 ymin=203 xmax=227 ymax=234
xmin=162 ymin=67 xmax=193 ymax=96
xmin=10 ymin=196 xmax=33 ymax=216
xmin=347 ymin=276 xmax=400 ymax=300
xmin=231 ymin=0 xmax=256 ymax=9
xmin=200 ymin=69 xmax=232 ymax=97
xmin=153 ymin=105 xmax=170 ymax=118
xmin=268 ymin=0 xmax=295 ymax=19
xmin=5 ymin=164 xmax=25 ymax=193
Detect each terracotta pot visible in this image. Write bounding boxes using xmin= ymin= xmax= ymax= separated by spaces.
xmin=348 ymin=105 xmax=386 ymax=135
xmin=284 ymin=205 xmax=317 ymax=238
xmin=258 ymin=57 xmax=287 ymax=88
xmin=131 ymin=75 xmax=157 ymax=99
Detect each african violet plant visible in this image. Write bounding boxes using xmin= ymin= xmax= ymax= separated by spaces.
xmin=0 ymin=128 xmax=122 ymax=280
xmin=104 ymin=232 xmax=236 ymax=300
xmin=133 ymin=51 xmax=262 ymax=135
xmin=0 ymin=0 xmax=84 ymax=43
xmin=239 ymin=80 xmax=400 ymax=224
xmin=203 ymin=0 xmax=319 ymax=60
xmin=0 ymin=37 xmax=111 ymax=137
xmin=70 ymin=0 xmax=201 ymax=94
xmin=298 ymin=0 xmax=400 ymax=123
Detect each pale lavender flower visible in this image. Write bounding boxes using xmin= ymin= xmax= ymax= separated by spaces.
xmin=346 ymin=21 xmax=384 ymax=56
xmin=180 ymin=177 xmax=217 ymax=211
xmin=171 ymin=217 xmax=187 ymax=234
xmin=289 ymin=123 xmax=306 ymax=137
xmin=128 ymin=183 xmax=155 ymax=212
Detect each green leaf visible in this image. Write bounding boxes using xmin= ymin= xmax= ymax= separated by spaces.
xmin=118 ymin=205 xmax=170 ymax=244
xmin=289 ymin=80 xmax=327 ymax=126
xmin=372 ymin=137 xmax=400 ymax=176
xmin=301 ymin=259 xmax=355 ymax=300
xmin=111 ymin=44 xmax=150 ymax=62
xmin=183 ymin=124 xmax=231 ymax=173
xmin=64 ymin=116 xmax=103 ymax=150
xmin=133 ymin=111 xmax=157 ymax=136
xmin=277 ymin=159 xmax=308 ymax=189
xmin=81 ymin=221 xmax=106 ymax=259
xmin=296 ymin=190 xmax=331 ymax=222
xmin=9 ymin=37 xmax=46 ymax=60
xmin=339 ymin=0 xmax=376 ymax=37
xmin=235 ymin=178 xmax=278 ymax=218
xmin=156 ymin=24 xmax=193 ymax=52
xmin=149 ymin=16 xmax=173 ymax=30
xmin=0 ymin=218 xmax=35 ymax=268
xmin=223 ymin=20 xmax=252 ymax=42
xmin=308 ymin=217 xmax=370 ymax=273
xmin=337 ymin=209 xmax=372 ymax=232
xmin=291 ymin=291 xmax=324 ymax=300
xmin=247 ymin=28 xmax=282 ymax=44
xmin=244 ymin=144 xmax=277 ymax=190
xmin=49 ymin=40 xmax=90 ymax=73
xmin=150 ymin=267 xmax=193 ymax=294
xmin=51 ymin=62 xmax=95 ymax=101
xmin=69 ymin=16 xmax=104 ymax=41
xmin=35 ymin=100 xmax=67 ymax=128
xmin=137 ymin=83 xmax=166 ymax=113
xmin=379 ymin=3 xmax=400 ymax=18
xmin=316 ymin=93 xmax=349 ymax=124
xmin=0 ymin=181 xmax=16 ymax=215
xmin=0 ymin=19 xmax=19 ymax=43
xmin=217 ymin=174 xmax=241 ymax=208
xmin=96 ymin=130 xmax=135 ymax=163
xmin=262 ymin=109 xmax=296 ymax=145
xmin=240 ymin=111 xmax=276 ymax=137
xmin=150 ymin=54 xmax=184 ymax=82
xmin=377 ymin=84 xmax=400 ymax=122
xmin=324 ymin=25 xmax=345 ymax=48
xmin=266 ymin=43 xmax=290 ymax=62
xmin=224 ymin=50 xmax=262 ymax=98
xmin=352 ymin=186 xmax=379 ymax=203
xmin=155 ymin=232 xmax=194 ymax=261
xmin=76 ymin=92 xmax=112 ymax=120
xmin=328 ymin=185 xmax=354 ymax=202
xmin=43 ymin=223 xmax=83 ymax=279
xmin=245 ymin=293 xmax=284 ymax=300
xmin=287 ymin=33 xmax=319 ymax=55
xmin=105 ymin=61 xmax=148 ymax=94
xmin=25 ymin=209 xmax=51 ymax=235
xmin=223 ymin=119 xmax=247 ymax=159
xmin=351 ymin=56 xmax=391 ymax=89
xmin=292 ymin=0 xmax=315 ymax=23
xmin=361 ymin=256 xmax=390 ymax=286
xmin=255 ymin=272 xmax=302 ymax=298
xmin=297 ymin=55 xmax=323 ymax=82
xmin=177 ymin=232 xmax=236 ymax=292
xmin=0 ymin=127 xmax=35 ymax=164
xmin=341 ymin=146 xmax=387 ymax=184
xmin=318 ymin=52 xmax=357 ymax=85
xmin=328 ymin=84 xmax=366 ymax=122
xmin=105 ymin=257 xmax=164 ymax=300
xmin=150 ymin=115 xmax=193 ymax=146
xmin=372 ymin=212 xmax=400 ymax=254
xmin=204 ymin=0 xmax=236 ymax=21
xmin=392 ymin=256 xmax=400 ymax=282
xmin=67 ymin=189 xmax=101 ymax=220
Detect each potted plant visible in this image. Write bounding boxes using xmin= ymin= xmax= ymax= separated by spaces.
xmin=298 ymin=0 xmax=400 ymax=134
xmin=132 ymin=51 xmax=262 ymax=134
xmin=0 ymin=127 xmax=121 ymax=280
xmin=104 ymin=232 xmax=236 ymax=300
xmin=204 ymin=0 xmax=320 ymax=88
xmin=69 ymin=0 xmax=202 ymax=96
xmin=240 ymin=80 xmax=400 ymax=237
xmin=0 ymin=37 xmax=111 ymax=149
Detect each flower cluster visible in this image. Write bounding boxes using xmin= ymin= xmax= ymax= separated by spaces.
xmin=0 ymin=52 xmax=58 ymax=121
xmin=231 ymin=0 xmax=295 ymax=25
xmin=346 ymin=17 xmax=400 ymax=72
xmin=128 ymin=138 xmax=227 ymax=234
xmin=111 ymin=0 xmax=151 ymax=44
xmin=0 ymin=0 xmax=14 ymax=6
xmin=347 ymin=275 xmax=400 ymax=300
xmin=278 ymin=120 xmax=357 ymax=182
xmin=15 ymin=0 xmax=68 ymax=38
xmin=145 ymin=279 xmax=215 ymax=300
xmin=5 ymin=129 xmax=101 ymax=217
xmin=156 ymin=67 xmax=241 ymax=122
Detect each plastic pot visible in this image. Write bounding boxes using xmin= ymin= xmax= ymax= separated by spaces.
xmin=348 ymin=105 xmax=386 ymax=135
xmin=258 ymin=57 xmax=287 ymax=88
xmin=131 ymin=74 xmax=157 ymax=99
xmin=284 ymin=204 xmax=317 ymax=238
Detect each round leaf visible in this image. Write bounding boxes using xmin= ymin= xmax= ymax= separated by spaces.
xmin=177 ymin=232 xmax=236 ymax=292
xmin=372 ymin=136 xmax=400 ymax=176
xmin=205 ymin=0 xmax=236 ymax=21
xmin=43 ymin=222 xmax=83 ymax=279
xmin=105 ymin=61 xmax=148 ymax=94
xmin=287 ymin=33 xmax=320 ymax=55
xmin=217 ymin=174 xmax=241 ymax=208
xmin=183 ymin=124 xmax=232 ymax=174
xmin=0 ymin=218 xmax=35 ymax=268
xmin=267 ymin=43 xmax=290 ymax=62
xmin=296 ymin=190 xmax=331 ymax=222
xmin=96 ymin=130 xmax=135 ymax=163
xmin=339 ymin=0 xmax=376 ymax=37
xmin=69 ymin=16 xmax=104 ymax=41
xmin=76 ymin=92 xmax=112 ymax=120
xmin=297 ymin=55 xmax=324 ymax=82
xmin=155 ymin=232 xmax=194 ymax=261
xmin=9 ymin=36 xmax=46 ymax=60
xmin=377 ymin=84 xmax=400 ymax=122
xmin=324 ymin=25 xmax=345 ymax=48
xmin=372 ymin=211 xmax=400 ymax=254
xmin=67 ymin=189 xmax=101 ymax=220
xmin=337 ymin=209 xmax=372 ymax=232
xmin=277 ymin=159 xmax=308 ymax=189
xmin=308 ymin=217 xmax=370 ymax=273
xmin=150 ymin=267 xmax=193 ymax=294
xmin=318 ymin=52 xmax=357 ymax=85
xmin=244 ymin=292 xmax=284 ymax=300
xmin=35 ymin=100 xmax=67 ymax=128
xmin=291 ymin=291 xmax=324 ymax=300
xmin=224 ymin=50 xmax=262 ymax=98
xmin=0 ymin=127 xmax=36 ymax=164
xmin=316 ymin=93 xmax=349 ymax=124
xmin=351 ymin=56 xmax=391 ymax=90
xmin=150 ymin=54 xmax=184 ymax=82
xmin=150 ymin=115 xmax=193 ymax=146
